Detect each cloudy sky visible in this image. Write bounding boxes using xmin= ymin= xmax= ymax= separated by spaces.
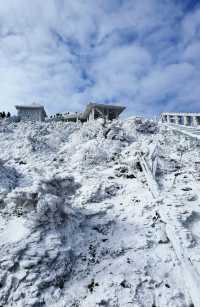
xmin=0 ymin=0 xmax=200 ymax=117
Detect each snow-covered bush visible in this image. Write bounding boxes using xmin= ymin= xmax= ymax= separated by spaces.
xmin=4 ymin=173 xmax=81 ymax=228
xmin=69 ymin=137 xmax=122 ymax=169
xmin=0 ymin=161 xmax=18 ymax=193
xmin=78 ymin=180 xmax=121 ymax=204
xmin=121 ymin=117 xmax=138 ymax=140
xmin=104 ymin=123 xmax=133 ymax=142
xmin=78 ymin=119 xmax=104 ymax=141
xmin=136 ymin=119 xmax=158 ymax=134
xmin=5 ymin=115 xmax=20 ymax=123
xmin=32 ymin=174 xmax=80 ymax=226
xmin=58 ymin=119 xmax=137 ymax=171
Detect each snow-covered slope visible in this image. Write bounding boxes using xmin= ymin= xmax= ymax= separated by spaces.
xmin=0 ymin=118 xmax=199 ymax=307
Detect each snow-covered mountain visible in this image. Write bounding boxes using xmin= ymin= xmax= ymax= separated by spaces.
xmin=0 ymin=117 xmax=200 ymax=307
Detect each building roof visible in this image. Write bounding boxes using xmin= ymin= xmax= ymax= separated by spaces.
xmin=63 ymin=103 xmax=125 ymax=121
xmin=161 ymin=112 xmax=200 ymax=116
xmin=15 ymin=103 xmax=44 ymax=109
xmin=82 ymin=103 xmax=126 ymax=119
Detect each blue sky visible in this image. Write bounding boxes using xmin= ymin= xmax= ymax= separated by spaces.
xmin=0 ymin=0 xmax=200 ymax=117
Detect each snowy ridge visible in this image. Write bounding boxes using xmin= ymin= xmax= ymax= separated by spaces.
xmin=0 ymin=118 xmax=199 ymax=306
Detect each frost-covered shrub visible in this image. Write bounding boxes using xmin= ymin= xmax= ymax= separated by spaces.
xmin=59 ymin=119 xmax=136 ymax=170
xmin=114 ymin=119 xmax=137 ymax=142
xmin=157 ymin=154 xmax=181 ymax=174
xmin=4 ymin=173 xmax=81 ymax=228
xmin=79 ymin=120 xmax=104 ymax=140
xmin=26 ymin=133 xmax=50 ymax=152
xmin=78 ymin=180 xmax=121 ymax=204
xmin=39 ymin=173 xmax=80 ymax=197
xmin=0 ymin=121 xmax=80 ymax=161
xmin=4 ymin=187 xmax=39 ymax=219
xmin=31 ymin=174 xmax=81 ymax=226
xmin=104 ymin=124 xmax=133 ymax=142
xmin=5 ymin=115 xmax=20 ymax=123
xmin=46 ymin=122 xmax=79 ymax=150
xmin=136 ymin=119 xmax=158 ymax=134
xmin=0 ymin=162 xmax=18 ymax=193
xmin=70 ymin=138 xmax=122 ymax=169
xmin=0 ymin=125 xmax=13 ymax=133
xmin=36 ymin=193 xmax=64 ymax=224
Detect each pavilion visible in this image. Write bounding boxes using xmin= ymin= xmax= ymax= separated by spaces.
xmin=63 ymin=103 xmax=125 ymax=122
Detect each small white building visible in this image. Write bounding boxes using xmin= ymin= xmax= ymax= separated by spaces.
xmin=15 ymin=103 xmax=47 ymax=122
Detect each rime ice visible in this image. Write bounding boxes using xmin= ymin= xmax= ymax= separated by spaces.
xmin=0 ymin=118 xmax=200 ymax=306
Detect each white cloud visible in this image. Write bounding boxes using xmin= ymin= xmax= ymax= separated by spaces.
xmin=183 ymin=41 xmax=200 ymax=62
xmin=182 ymin=8 xmax=200 ymax=43
xmin=0 ymin=0 xmax=199 ymax=116
xmin=84 ymin=44 xmax=151 ymax=104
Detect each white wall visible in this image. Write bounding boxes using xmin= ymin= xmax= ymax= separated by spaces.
xmin=18 ymin=108 xmax=44 ymax=121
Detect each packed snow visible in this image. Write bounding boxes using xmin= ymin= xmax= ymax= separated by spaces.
xmin=0 ymin=117 xmax=200 ymax=307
